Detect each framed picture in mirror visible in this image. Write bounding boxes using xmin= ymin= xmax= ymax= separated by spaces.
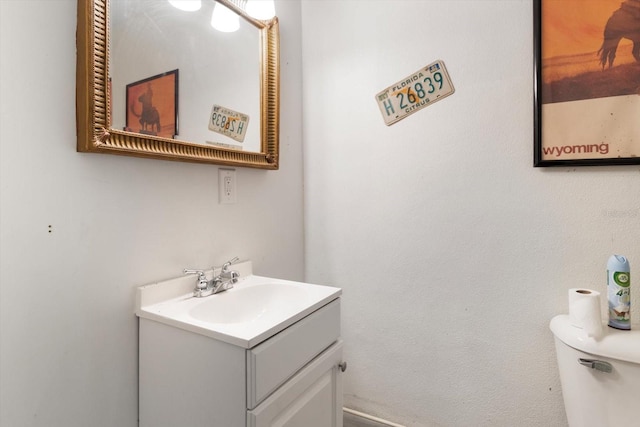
xmin=534 ymin=0 xmax=640 ymax=167
xmin=76 ymin=0 xmax=280 ymax=169
xmin=125 ymin=69 xmax=178 ymax=139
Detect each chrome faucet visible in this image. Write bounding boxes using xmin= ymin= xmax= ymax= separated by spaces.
xmin=219 ymin=256 xmax=240 ymax=284
xmin=184 ymin=257 xmax=240 ymax=298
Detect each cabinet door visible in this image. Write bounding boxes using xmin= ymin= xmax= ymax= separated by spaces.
xmin=247 ymin=340 xmax=344 ymax=427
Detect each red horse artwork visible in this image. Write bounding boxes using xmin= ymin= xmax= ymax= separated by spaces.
xmin=130 ymin=83 xmax=161 ymax=135
xmin=125 ymin=69 xmax=178 ymax=139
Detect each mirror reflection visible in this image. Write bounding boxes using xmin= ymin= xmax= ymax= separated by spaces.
xmin=109 ymin=0 xmax=261 ymax=152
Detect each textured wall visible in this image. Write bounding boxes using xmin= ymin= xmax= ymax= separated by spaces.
xmin=0 ymin=0 xmax=303 ymax=425
xmin=301 ymin=1 xmax=640 ymax=426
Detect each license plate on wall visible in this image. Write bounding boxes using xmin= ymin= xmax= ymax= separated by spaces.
xmin=209 ymin=105 xmax=250 ymax=143
xmin=375 ymin=60 xmax=454 ymax=126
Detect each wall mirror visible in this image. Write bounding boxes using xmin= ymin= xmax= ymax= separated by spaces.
xmin=77 ymin=0 xmax=280 ymax=169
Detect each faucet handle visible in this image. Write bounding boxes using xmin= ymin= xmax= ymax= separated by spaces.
xmin=220 ymin=256 xmax=240 ymax=273
xmin=183 ymin=269 xmax=208 ymax=290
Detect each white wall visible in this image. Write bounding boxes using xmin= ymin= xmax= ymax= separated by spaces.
xmin=0 ymin=0 xmax=303 ymax=426
xmin=301 ymin=1 xmax=640 ymax=426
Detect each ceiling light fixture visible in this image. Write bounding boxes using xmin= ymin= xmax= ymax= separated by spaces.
xmin=211 ymin=2 xmax=240 ymax=32
xmin=246 ymin=0 xmax=275 ymax=20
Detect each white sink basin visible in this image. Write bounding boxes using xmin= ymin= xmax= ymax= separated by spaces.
xmin=188 ymin=283 xmax=310 ymax=324
xmin=135 ymin=262 xmax=341 ymax=348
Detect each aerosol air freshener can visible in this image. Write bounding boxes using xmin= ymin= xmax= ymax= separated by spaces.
xmin=607 ymin=255 xmax=631 ymax=330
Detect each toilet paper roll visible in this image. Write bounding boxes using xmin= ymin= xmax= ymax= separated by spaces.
xmin=568 ymin=288 xmax=603 ymax=338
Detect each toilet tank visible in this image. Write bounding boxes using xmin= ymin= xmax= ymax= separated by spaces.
xmin=550 ymin=315 xmax=640 ymax=427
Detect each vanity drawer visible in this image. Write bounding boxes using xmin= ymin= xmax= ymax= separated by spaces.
xmin=246 ymin=298 xmax=341 ymax=409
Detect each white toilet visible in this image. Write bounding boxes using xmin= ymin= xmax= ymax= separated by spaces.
xmin=550 ymin=315 xmax=640 ymax=426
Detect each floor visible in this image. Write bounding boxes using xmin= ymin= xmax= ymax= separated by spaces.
xmin=344 ymin=411 xmax=392 ymax=427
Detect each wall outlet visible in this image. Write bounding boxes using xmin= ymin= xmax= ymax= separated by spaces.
xmin=218 ymin=168 xmax=236 ymax=204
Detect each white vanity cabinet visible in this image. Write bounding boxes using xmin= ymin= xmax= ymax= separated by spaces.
xmin=138 ymin=277 xmax=343 ymax=427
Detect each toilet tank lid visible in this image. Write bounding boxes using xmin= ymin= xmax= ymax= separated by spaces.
xmin=550 ymin=315 xmax=640 ymax=364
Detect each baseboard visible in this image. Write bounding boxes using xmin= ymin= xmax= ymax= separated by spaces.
xmin=343 ymin=407 xmax=406 ymax=427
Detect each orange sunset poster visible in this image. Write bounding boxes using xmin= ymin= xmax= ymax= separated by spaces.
xmin=541 ymin=0 xmax=640 ymax=103
xmin=537 ymin=0 xmax=640 ymax=164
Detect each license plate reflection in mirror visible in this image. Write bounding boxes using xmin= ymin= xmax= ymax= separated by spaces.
xmin=209 ymin=105 xmax=250 ymax=143
xmin=375 ymin=60 xmax=454 ymax=126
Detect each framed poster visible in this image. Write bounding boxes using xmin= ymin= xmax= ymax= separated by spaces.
xmin=125 ymin=69 xmax=178 ymax=139
xmin=534 ymin=0 xmax=640 ymax=166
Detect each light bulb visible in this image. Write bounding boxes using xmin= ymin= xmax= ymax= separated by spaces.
xmin=211 ymin=2 xmax=240 ymax=32
xmin=168 ymin=0 xmax=202 ymax=12
xmin=246 ymin=0 xmax=275 ymax=20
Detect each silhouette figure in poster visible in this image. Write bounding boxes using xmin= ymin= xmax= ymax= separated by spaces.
xmin=599 ymin=0 xmax=640 ymax=69
xmin=130 ymin=83 xmax=161 ymax=134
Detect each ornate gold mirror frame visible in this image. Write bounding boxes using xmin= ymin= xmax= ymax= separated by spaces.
xmin=77 ymin=0 xmax=280 ymax=169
